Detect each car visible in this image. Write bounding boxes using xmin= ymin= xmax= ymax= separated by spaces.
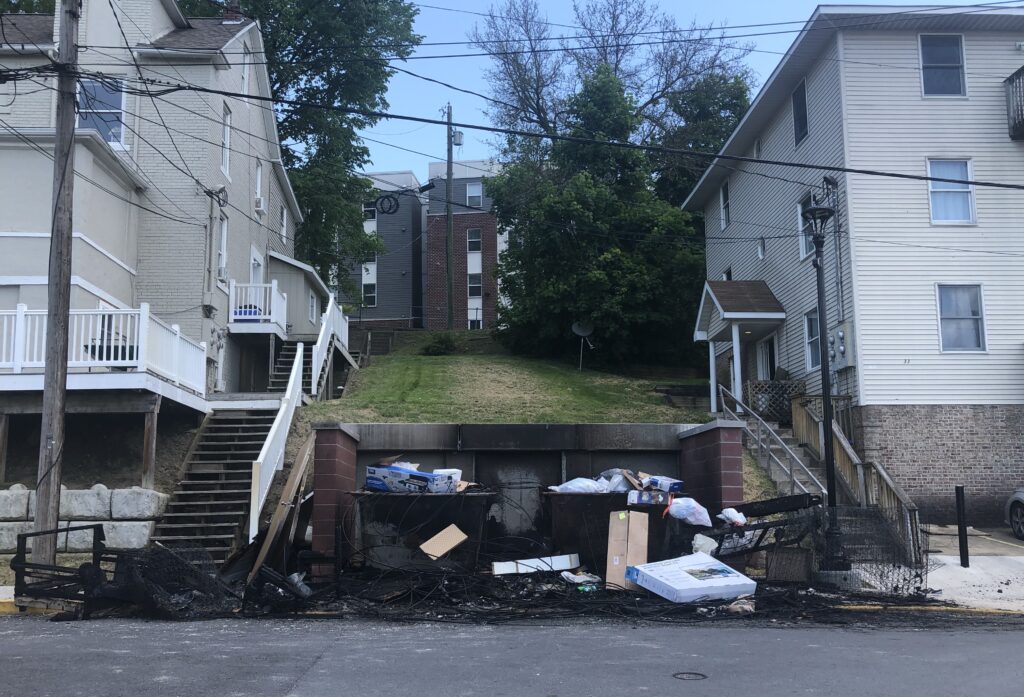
xmin=1006 ymin=489 xmax=1024 ymax=540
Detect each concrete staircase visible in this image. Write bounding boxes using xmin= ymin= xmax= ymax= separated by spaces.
xmin=268 ymin=341 xmax=314 ymax=394
xmin=151 ymin=410 xmax=276 ymax=564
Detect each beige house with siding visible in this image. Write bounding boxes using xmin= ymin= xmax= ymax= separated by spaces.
xmin=688 ymin=5 xmax=1024 ymax=524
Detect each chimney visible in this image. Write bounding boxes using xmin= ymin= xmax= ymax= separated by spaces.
xmin=222 ymin=2 xmax=243 ymax=23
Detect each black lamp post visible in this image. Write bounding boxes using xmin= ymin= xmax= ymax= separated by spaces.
xmin=801 ymin=201 xmax=850 ymax=571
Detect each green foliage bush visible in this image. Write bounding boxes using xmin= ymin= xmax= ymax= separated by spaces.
xmin=420 ymin=332 xmax=457 ymax=356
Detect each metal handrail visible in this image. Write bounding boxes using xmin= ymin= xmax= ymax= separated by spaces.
xmin=719 ymin=385 xmax=827 ymax=496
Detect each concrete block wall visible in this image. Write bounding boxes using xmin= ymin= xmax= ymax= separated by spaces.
xmin=678 ymin=420 xmax=745 ymax=513
xmin=311 ymin=424 xmax=358 ymax=580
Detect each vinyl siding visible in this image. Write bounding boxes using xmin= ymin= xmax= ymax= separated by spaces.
xmin=427 ymin=176 xmax=494 ymax=215
xmin=703 ymin=37 xmax=854 ymax=397
xmin=842 ymin=30 xmax=1024 ymax=405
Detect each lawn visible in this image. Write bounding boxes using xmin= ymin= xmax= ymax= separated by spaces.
xmin=303 ymin=332 xmax=708 ymax=425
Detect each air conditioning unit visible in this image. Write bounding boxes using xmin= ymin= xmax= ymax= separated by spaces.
xmin=217 ymin=265 xmax=228 ymax=281
xmin=254 ymin=196 xmax=266 ymax=214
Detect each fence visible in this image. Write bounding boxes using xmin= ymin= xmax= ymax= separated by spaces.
xmin=309 ymin=296 xmax=349 ymax=395
xmin=743 ymin=380 xmax=805 ymax=426
xmin=229 ymin=280 xmax=287 ymax=332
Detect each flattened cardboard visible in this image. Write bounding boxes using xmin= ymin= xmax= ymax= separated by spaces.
xmin=419 ymin=524 xmax=468 ymax=560
xmin=492 ymin=554 xmax=580 ymax=575
xmin=605 ymin=510 xmax=648 ymax=591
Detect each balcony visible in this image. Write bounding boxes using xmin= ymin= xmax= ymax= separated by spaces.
xmin=228 ymin=280 xmax=287 ymax=336
xmin=1005 ymin=65 xmax=1024 ymax=140
xmin=0 ymin=304 xmax=207 ymax=397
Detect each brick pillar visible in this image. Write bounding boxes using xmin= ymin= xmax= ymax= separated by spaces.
xmin=311 ymin=422 xmax=359 ymax=580
xmin=678 ymin=420 xmax=746 ymax=512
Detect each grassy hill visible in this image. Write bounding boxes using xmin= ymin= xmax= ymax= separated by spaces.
xmin=302 ymin=331 xmax=708 ymax=424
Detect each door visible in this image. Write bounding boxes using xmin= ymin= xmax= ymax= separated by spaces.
xmin=757 ymin=334 xmax=777 ymax=381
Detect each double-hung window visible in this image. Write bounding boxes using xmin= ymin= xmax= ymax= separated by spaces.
xmin=920 ymin=35 xmax=965 ymax=96
xmin=468 ymin=273 xmax=482 ymax=298
xmin=792 ymin=80 xmax=808 ymax=145
xmin=78 ymin=79 xmax=125 ymax=145
xmin=309 ymin=291 xmax=318 ymax=323
xmin=798 ymin=194 xmax=815 ymax=258
xmin=279 ymin=205 xmax=288 ymax=245
xmin=938 ymin=284 xmax=985 ymax=351
xmin=240 ymin=43 xmax=251 ymax=99
xmin=221 ymin=103 xmax=232 ymax=176
xmin=720 ymin=181 xmax=731 ymax=229
xmin=804 ymin=309 xmax=821 ymax=370
xmin=217 ymin=214 xmax=229 ymax=279
xmin=467 ymin=228 xmax=482 ymax=252
xmin=466 ymin=182 xmax=483 ymax=208
xmin=362 ymin=283 xmax=377 ymax=307
xmin=928 ymin=159 xmax=974 ymax=223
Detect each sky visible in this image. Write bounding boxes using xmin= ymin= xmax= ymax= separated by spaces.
xmin=358 ymin=0 xmax=989 ymax=182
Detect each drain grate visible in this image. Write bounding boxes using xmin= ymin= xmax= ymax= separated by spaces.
xmin=672 ymin=672 xmax=708 ymax=681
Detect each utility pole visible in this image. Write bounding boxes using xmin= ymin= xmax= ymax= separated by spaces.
xmin=32 ymin=0 xmax=80 ymax=564
xmin=445 ymin=103 xmax=454 ymax=330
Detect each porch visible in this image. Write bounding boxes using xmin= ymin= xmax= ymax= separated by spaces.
xmin=227 ymin=280 xmax=287 ymax=338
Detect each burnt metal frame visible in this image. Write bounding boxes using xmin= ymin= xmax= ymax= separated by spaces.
xmin=10 ymin=524 xmax=118 ymax=611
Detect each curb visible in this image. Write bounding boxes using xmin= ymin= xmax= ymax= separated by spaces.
xmin=836 ymin=603 xmax=1024 ymax=617
xmin=0 ymin=601 xmax=49 ymax=616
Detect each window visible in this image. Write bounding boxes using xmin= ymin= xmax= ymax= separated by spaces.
xmin=798 ymin=194 xmax=815 ymax=259
xmin=216 ymin=214 xmax=228 ymax=279
xmin=721 ymin=267 xmax=732 ymax=281
xmin=254 ymin=161 xmax=263 ymax=211
xmin=467 ymin=228 xmax=482 ymax=252
xmin=720 ymin=180 xmax=730 ymax=229
xmin=240 ymin=44 xmax=251 ymax=98
xmin=938 ymin=284 xmax=985 ymax=351
xmin=362 ymin=282 xmax=377 ymax=307
xmin=279 ymin=205 xmax=288 ymax=245
xmin=77 ymin=79 xmax=125 ymax=144
xmin=469 ymin=319 xmax=483 ymax=330
xmin=792 ymin=80 xmax=808 ymax=145
xmin=928 ymin=159 xmax=974 ymax=223
xmin=467 ymin=273 xmax=482 ymax=298
xmin=756 ymin=237 xmax=765 ymax=260
xmin=804 ymin=309 xmax=821 ymax=370
xmin=466 ymin=181 xmax=483 ymax=208
xmin=221 ymin=103 xmax=232 ymax=176
xmin=362 ymin=202 xmax=377 ymax=221
xmin=920 ymin=35 xmax=965 ymax=96
xmin=754 ymin=137 xmax=763 ymax=159
xmin=309 ymin=291 xmax=318 ymax=323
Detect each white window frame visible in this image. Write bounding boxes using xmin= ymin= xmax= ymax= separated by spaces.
xmin=466 ymin=181 xmax=483 ymax=208
xmin=467 ymin=228 xmax=482 ymax=252
xmin=240 ymin=43 xmax=251 ymax=102
xmin=804 ymin=308 xmax=821 ymax=371
xmin=720 ymin=180 xmax=730 ymax=230
xmin=798 ymin=194 xmax=815 ymax=260
xmin=927 ymin=158 xmax=975 ymax=225
xmin=279 ymin=205 xmax=288 ymax=245
xmin=935 ymin=283 xmax=987 ymax=353
xmin=919 ymin=33 xmax=967 ymax=98
xmin=254 ymin=161 xmax=264 ymax=214
xmin=363 ymin=202 xmax=377 ymax=221
xmin=721 ymin=267 xmax=732 ymax=281
xmin=77 ymin=78 xmax=127 ymax=148
xmin=362 ymin=282 xmax=377 ymax=308
xmin=467 ymin=273 xmax=483 ymax=298
xmin=249 ymin=247 xmax=264 ymax=284
xmin=216 ymin=213 xmax=229 ymax=284
xmin=468 ymin=318 xmax=483 ymax=330
xmin=309 ymin=290 xmax=318 ymax=323
xmin=221 ymin=103 xmax=232 ymax=178
xmin=792 ymin=79 xmax=808 ymax=146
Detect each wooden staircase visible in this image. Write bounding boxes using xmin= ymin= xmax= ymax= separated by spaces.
xmin=151 ymin=410 xmax=276 ymax=564
xmin=268 ymin=341 xmax=314 ymax=394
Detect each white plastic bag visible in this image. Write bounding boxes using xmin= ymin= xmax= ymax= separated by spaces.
xmin=691 ymin=533 xmax=718 ymax=555
xmin=606 ymin=474 xmax=631 ymax=492
xmin=548 ymin=477 xmax=608 ymax=493
xmin=717 ymin=508 xmax=747 ymax=526
xmin=667 ymin=497 xmax=713 ymax=527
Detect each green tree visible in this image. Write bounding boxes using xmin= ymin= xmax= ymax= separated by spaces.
xmin=491 ymin=66 xmax=706 ymax=366
xmin=4 ymin=1 xmax=54 ymax=12
xmin=176 ymin=0 xmax=420 ymax=290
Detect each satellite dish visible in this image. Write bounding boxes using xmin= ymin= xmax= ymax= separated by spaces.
xmin=572 ymin=321 xmax=594 ymax=338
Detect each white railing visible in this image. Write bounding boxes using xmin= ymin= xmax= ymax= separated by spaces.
xmin=229 ymin=280 xmax=287 ymax=332
xmin=0 ymin=303 xmax=206 ymax=396
xmin=309 ymin=296 xmax=349 ymax=395
xmin=249 ymin=342 xmax=303 ymax=541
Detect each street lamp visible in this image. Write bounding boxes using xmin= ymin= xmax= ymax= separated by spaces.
xmin=801 ymin=199 xmax=850 ymax=572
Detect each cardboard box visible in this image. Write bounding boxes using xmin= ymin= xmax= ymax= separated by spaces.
xmin=419 ymin=524 xmax=468 ymax=560
xmin=492 ymin=554 xmax=580 ymax=575
xmin=364 ymin=465 xmax=458 ymax=493
xmin=606 ymin=510 xmax=649 ymax=591
xmin=627 ymin=490 xmax=671 ymax=507
xmin=644 ymin=476 xmax=684 ymax=493
xmin=625 ymin=552 xmax=757 ymax=603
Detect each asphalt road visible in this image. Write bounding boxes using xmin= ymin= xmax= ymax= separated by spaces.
xmin=1 ymin=615 xmax=1022 ymax=697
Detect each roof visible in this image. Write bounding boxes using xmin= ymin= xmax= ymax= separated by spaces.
xmin=268 ymin=251 xmax=331 ymax=298
xmin=365 ymin=170 xmax=422 ymax=192
xmin=0 ymin=14 xmax=54 ymax=48
xmin=683 ymin=4 xmax=1024 ymax=211
xmin=143 ymin=17 xmax=255 ymax=51
xmin=706 ymin=280 xmax=785 ymax=315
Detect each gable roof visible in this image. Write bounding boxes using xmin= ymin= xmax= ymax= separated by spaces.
xmin=143 ymin=17 xmax=255 ymax=51
xmin=706 ymin=280 xmax=785 ymax=315
xmin=0 ymin=14 xmax=54 ymax=48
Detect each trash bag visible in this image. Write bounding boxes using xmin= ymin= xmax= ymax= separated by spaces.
xmin=717 ymin=508 xmax=747 ymax=526
xmin=548 ymin=477 xmax=609 ymax=493
xmin=691 ymin=533 xmax=719 ymax=555
xmin=666 ymin=497 xmax=713 ymax=527
xmin=606 ymin=474 xmax=631 ymax=493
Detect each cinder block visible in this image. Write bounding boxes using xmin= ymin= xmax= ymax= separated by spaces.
xmin=64 ymin=521 xmax=153 ymax=551
xmin=29 ymin=484 xmax=112 ymax=520
xmin=111 ymin=487 xmax=168 ymax=520
xmin=0 ymin=521 xmax=34 ymax=553
xmin=0 ymin=484 xmax=30 ymax=521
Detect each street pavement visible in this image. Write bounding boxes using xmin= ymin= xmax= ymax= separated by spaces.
xmin=0 ymin=615 xmax=1021 ymax=697
xmin=925 ymin=525 xmax=1024 ymax=611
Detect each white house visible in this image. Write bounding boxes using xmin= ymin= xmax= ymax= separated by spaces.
xmin=687 ymin=5 xmax=1024 ymax=524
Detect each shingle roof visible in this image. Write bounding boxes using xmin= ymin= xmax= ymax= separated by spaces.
xmin=707 ymin=280 xmax=784 ymax=315
xmin=0 ymin=14 xmax=54 ymax=47
xmin=146 ymin=17 xmax=254 ymax=51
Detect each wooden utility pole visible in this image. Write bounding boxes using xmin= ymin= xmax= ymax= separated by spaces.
xmin=445 ymin=103 xmax=454 ymax=330
xmin=32 ymin=0 xmax=80 ymax=564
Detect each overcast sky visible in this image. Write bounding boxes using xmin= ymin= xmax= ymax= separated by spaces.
xmin=358 ymin=1 xmax=986 ymax=181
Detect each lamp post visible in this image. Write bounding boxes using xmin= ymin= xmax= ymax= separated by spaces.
xmin=801 ymin=200 xmax=850 ymax=571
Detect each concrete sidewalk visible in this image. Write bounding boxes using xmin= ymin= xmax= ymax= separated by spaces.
xmin=925 ymin=526 xmax=1024 ymax=611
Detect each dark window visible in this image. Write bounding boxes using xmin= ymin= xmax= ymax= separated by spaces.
xmin=362 ymin=202 xmax=377 ymax=221
xmin=468 ymin=273 xmax=482 ymax=298
xmin=469 ymin=319 xmax=483 ymax=330
xmin=920 ymin=35 xmax=964 ymax=96
xmin=722 ymin=267 xmax=732 ymax=281
xmin=78 ymin=79 xmax=124 ymax=144
xmin=467 ymin=228 xmax=482 ymax=252
xmin=938 ymin=284 xmax=984 ymax=351
xmin=362 ymin=283 xmax=376 ymax=307
xmin=792 ymin=80 xmax=808 ymax=145
xmin=720 ymin=181 xmax=730 ymax=229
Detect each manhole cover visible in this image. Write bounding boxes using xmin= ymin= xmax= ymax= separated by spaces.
xmin=672 ymin=672 xmax=707 ymax=681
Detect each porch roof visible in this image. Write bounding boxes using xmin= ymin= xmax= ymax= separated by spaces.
xmin=693 ymin=280 xmax=786 ymax=342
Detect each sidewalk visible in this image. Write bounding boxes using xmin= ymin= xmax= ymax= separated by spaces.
xmin=925 ymin=526 xmax=1024 ymax=612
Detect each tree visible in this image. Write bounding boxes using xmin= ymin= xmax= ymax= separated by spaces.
xmin=176 ymin=0 xmax=420 ymax=290
xmin=4 ymin=1 xmax=54 ymax=12
xmin=491 ymin=66 xmax=705 ymax=366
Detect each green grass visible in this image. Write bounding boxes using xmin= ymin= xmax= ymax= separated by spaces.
xmin=303 ymin=332 xmax=709 ymax=424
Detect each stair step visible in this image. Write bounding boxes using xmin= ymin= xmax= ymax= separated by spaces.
xmin=173 ymin=489 xmax=251 ymax=496
xmin=168 ymin=499 xmax=249 ymax=508
xmin=162 ymin=511 xmax=247 ymax=519
xmin=155 ymin=522 xmax=241 ymax=530
xmin=151 ymin=534 xmax=237 ymax=542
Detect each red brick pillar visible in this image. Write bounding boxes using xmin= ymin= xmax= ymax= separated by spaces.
xmin=678 ymin=420 xmax=745 ymax=513
xmin=311 ymin=422 xmax=359 ymax=580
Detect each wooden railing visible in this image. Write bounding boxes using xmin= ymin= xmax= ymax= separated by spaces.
xmin=309 ymin=296 xmax=349 ymax=395
xmin=0 ymin=303 xmax=206 ymax=396
xmin=229 ymin=280 xmax=287 ymax=332
xmin=249 ymin=342 xmax=303 ymax=542
xmin=792 ymin=397 xmax=923 ymax=567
